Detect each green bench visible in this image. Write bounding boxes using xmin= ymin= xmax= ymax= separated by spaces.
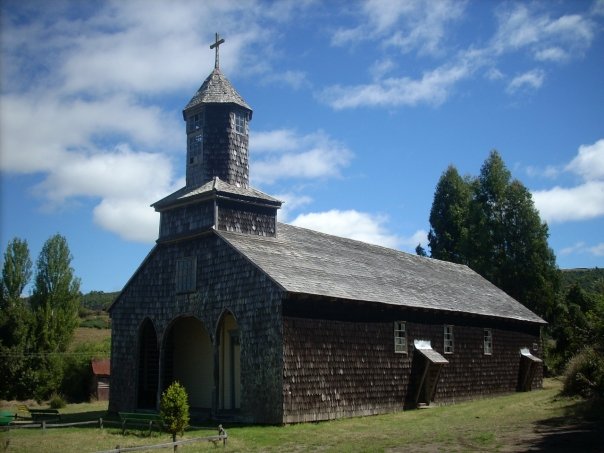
xmin=118 ymin=412 xmax=163 ymax=435
xmin=29 ymin=408 xmax=61 ymax=422
xmin=0 ymin=411 xmax=15 ymax=426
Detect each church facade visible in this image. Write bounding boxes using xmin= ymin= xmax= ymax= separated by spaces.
xmin=109 ymin=37 xmax=545 ymax=424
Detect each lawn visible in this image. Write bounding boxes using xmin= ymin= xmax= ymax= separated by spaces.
xmin=1 ymin=379 xmax=602 ymax=452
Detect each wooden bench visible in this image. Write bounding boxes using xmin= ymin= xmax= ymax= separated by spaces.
xmin=29 ymin=408 xmax=61 ymax=422
xmin=118 ymin=412 xmax=163 ymax=435
xmin=0 ymin=411 xmax=15 ymax=426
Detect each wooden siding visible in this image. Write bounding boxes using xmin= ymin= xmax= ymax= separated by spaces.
xmin=159 ymin=200 xmax=214 ymax=240
xmin=217 ymin=200 xmax=277 ymax=237
xmin=282 ymin=297 xmax=542 ymax=423
xmin=110 ymin=232 xmax=285 ymax=423
xmin=201 ymin=104 xmax=249 ymax=188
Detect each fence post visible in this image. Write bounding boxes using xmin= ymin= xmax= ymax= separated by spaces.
xmin=41 ymin=420 xmax=46 ymax=430
xmin=99 ymin=417 xmax=103 ymax=429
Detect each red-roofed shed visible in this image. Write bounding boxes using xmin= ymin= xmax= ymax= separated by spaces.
xmin=91 ymin=358 xmax=110 ymax=401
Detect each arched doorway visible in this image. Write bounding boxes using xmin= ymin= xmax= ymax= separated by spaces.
xmin=162 ymin=317 xmax=213 ymax=408
xmin=217 ymin=311 xmax=241 ymax=411
xmin=137 ymin=319 xmax=159 ymax=409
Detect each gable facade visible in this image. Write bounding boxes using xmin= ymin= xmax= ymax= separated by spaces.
xmin=109 ymin=38 xmax=544 ymax=424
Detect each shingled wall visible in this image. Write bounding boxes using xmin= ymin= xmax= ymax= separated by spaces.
xmin=217 ymin=200 xmax=277 ymax=237
xmin=282 ymin=297 xmax=542 ymax=423
xmin=110 ymin=232 xmax=285 ymax=423
xmin=201 ymin=104 xmax=249 ymax=188
xmin=158 ymin=200 xmax=214 ymax=239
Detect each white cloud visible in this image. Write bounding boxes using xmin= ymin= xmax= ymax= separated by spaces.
xmin=291 ymin=209 xmax=401 ymax=248
xmin=506 ymin=69 xmax=545 ymax=93
xmin=320 ymin=60 xmax=472 ymax=109
xmin=559 ymin=241 xmax=604 ymax=258
xmin=332 ymin=0 xmax=466 ymax=56
xmin=492 ymin=5 xmax=596 ymax=57
xmin=250 ymin=130 xmax=353 ymax=184
xmin=590 ymin=243 xmax=604 ymax=256
xmin=532 ymin=139 xmax=604 ymax=224
xmin=566 ymin=139 xmax=604 ymax=181
xmin=534 ymin=47 xmax=568 ymax=62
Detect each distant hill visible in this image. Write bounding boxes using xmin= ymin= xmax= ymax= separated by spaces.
xmin=560 ymin=267 xmax=604 ymax=295
xmin=80 ymin=290 xmax=119 ymax=311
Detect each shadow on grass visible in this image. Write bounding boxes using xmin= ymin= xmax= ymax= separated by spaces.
xmin=518 ymin=398 xmax=604 ymax=453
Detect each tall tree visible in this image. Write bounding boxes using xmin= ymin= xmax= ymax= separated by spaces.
xmin=0 ymin=238 xmax=32 ymax=347
xmin=428 ymin=165 xmax=472 ymax=264
xmin=427 ymin=151 xmax=558 ymax=318
xmin=0 ymin=238 xmax=34 ymax=399
xmin=30 ymin=234 xmax=81 ymax=353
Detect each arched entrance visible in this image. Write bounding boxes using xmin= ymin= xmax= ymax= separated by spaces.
xmin=162 ymin=317 xmax=213 ymax=408
xmin=217 ymin=311 xmax=241 ymax=411
xmin=137 ymin=319 xmax=159 ymax=409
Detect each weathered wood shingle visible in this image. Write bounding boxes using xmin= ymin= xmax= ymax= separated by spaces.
xmin=218 ymin=223 xmax=545 ymax=324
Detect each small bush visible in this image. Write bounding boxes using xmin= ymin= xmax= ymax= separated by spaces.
xmin=49 ymin=392 xmax=67 ymax=409
xmin=160 ymin=381 xmax=189 ymax=449
xmin=562 ymin=347 xmax=604 ymax=398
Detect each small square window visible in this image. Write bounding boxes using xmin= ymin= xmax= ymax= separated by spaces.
xmin=394 ymin=321 xmax=407 ymax=354
xmin=175 ymin=257 xmax=196 ymax=294
xmin=444 ymin=325 xmax=454 ymax=354
xmin=484 ymin=329 xmax=493 ymax=355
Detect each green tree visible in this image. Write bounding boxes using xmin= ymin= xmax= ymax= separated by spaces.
xmin=30 ymin=234 xmax=81 ymax=353
xmin=427 ymin=165 xmax=471 ymax=264
xmin=160 ymin=381 xmax=190 ymax=451
xmin=0 ymin=238 xmax=35 ymax=399
xmin=415 ymin=244 xmax=427 ymax=257
xmin=29 ymin=234 xmax=81 ymax=399
xmin=427 ymin=151 xmax=558 ymax=318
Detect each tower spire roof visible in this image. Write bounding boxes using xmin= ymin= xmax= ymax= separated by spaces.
xmin=183 ymin=33 xmax=252 ymax=115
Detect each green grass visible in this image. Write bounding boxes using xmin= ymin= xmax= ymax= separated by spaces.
xmin=1 ymin=379 xmax=601 ymax=453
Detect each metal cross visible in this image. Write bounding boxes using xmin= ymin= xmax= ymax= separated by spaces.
xmin=210 ymin=33 xmax=225 ymax=69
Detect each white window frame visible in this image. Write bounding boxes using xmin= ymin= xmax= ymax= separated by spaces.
xmin=394 ymin=321 xmax=407 ymax=354
xmin=484 ymin=328 xmax=493 ymax=355
xmin=234 ymin=111 xmax=247 ymax=134
xmin=444 ymin=325 xmax=454 ymax=354
xmin=175 ymin=257 xmax=197 ymax=294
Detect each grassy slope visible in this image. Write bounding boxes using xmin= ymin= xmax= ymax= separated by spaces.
xmin=2 ymin=379 xmax=602 ymax=452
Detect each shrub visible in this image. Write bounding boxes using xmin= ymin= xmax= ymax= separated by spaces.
xmin=160 ymin=381 xmax=190 ymax=450
xmin=49 ymin=392 xmax=66 ymax=409
xmin=563 ymin=347 xmax=604 ymax=398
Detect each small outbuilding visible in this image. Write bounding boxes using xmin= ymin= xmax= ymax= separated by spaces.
xmin=109 ymin=36 xmax=545 ymax=424
xmin=91 ymin=358 xmax=110 ymax=402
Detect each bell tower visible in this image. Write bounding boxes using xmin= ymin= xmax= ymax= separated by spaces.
xmin=182 ymin=33 xmax=252 ymax=189
xmin=153 ymin=34 xmax=281 ymax=241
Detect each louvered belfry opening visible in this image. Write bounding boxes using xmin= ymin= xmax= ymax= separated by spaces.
xmin=137 ymin=319 xmax=159 ymax=409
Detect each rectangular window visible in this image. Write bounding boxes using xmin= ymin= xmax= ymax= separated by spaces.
xmin=187 ymin=133 xmax=203 ymax=165
xmin=394 ymin=321 xmax=407 ymax=354
xmin=234 ymin=111 xmax=247 ymax=134
xmin=187 ymin=113 xmax=203 ymax=132
xmin=444 ymin=325 xmax=454 ymax=354
xmin=175 ymin=257 xmax=196 ymax=294
xmin=484 ymin=329 xmax=493 ymax=355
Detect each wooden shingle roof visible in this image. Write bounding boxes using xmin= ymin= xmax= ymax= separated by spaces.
xmin=218 ymin=223 xmax=546 ymax=324
xmin=184 ymin=68 xmax=251 ymax=113
xmin=153 ymin=177 xmax=281 ymax=211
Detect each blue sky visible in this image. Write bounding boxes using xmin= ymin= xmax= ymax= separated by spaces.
xmin=1 ymin=0 xmax=603 ymax=293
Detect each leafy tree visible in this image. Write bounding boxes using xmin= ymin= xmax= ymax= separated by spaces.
xmin=427 ymin=151 xmax=558 ymax=318
xmin=0 ymin=238 xmax=34 ymax=399
xmin=415 ymin=244 xmax=427 ymax=257
xmin=428 ymin=165 xmax=471 ymax=264
xmin=160 ymin=381 xmax=190 ymax=451
xmin=30 ymin=234 xmax=81 ymax=353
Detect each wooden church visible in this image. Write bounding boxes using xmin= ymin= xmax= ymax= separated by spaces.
xmin=109 ymin=35 xmax=545 ymax=424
